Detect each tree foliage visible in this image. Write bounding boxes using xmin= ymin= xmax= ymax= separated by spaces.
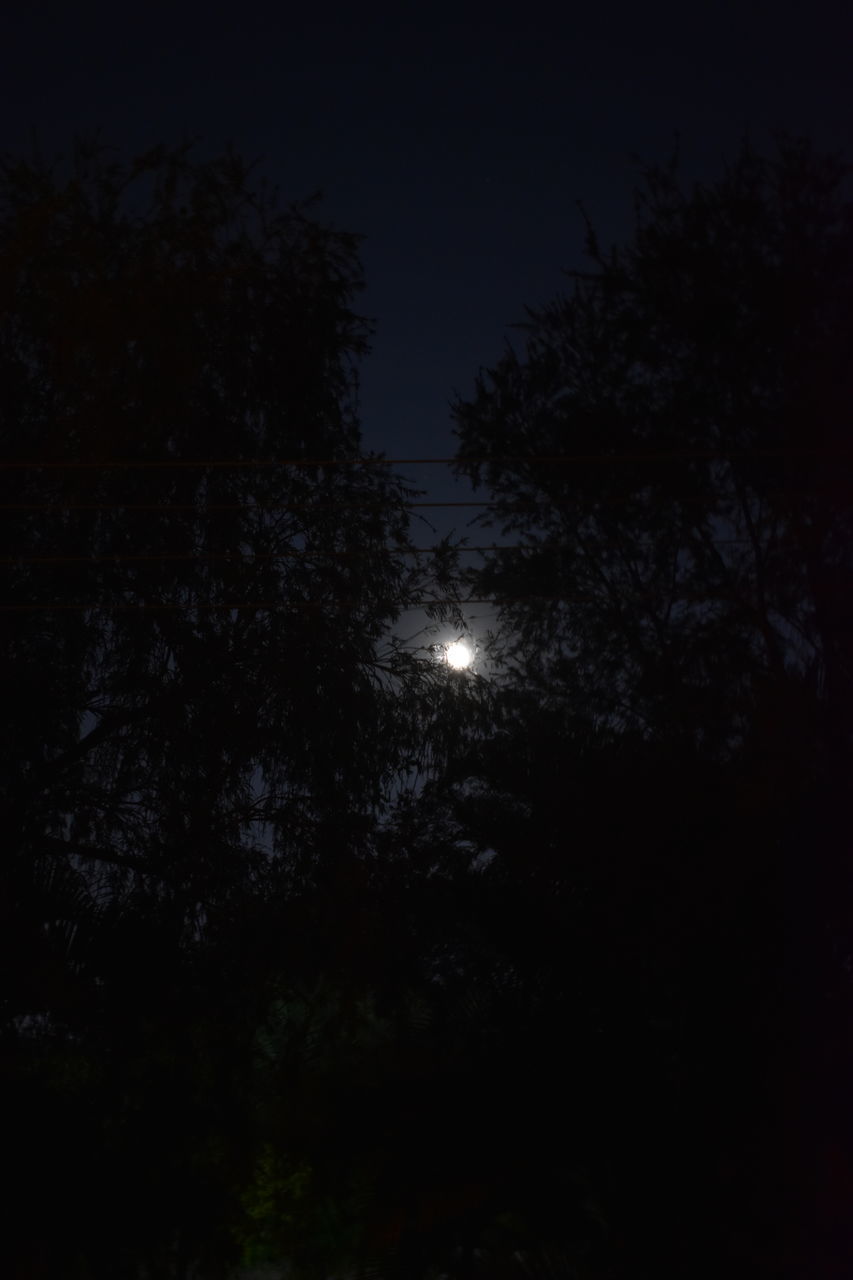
xmin=5 ymin=128 xmax=853 ymax=1280
xmin=453 ymin=132 xmax=853 ymax=758
xmin=446 ymin=131 xmax=853 ymax=1276
xmin=0 ymin=136 xmax=489 ymax=1278
xmin=0 ymin=135 xmax=460 ymax=919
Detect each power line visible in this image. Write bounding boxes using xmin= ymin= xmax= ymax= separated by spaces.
xmin=0 ymin=597 xmax=515 ymax=613
xmin=0 ymin=598 xmax=620 ymax=613
xmin=0 ymin=588 xmax=780 ymax=613
xmin=1 ymin=599 xmax=458 ymax=613
xmin=0 ymin=547 xmax=483 ymax=564
xmin=0 ymin=485 xmax=834 ymax=514
xmin=0 ymin=538 xmax=790 ymax=566
xmin=1 ymin=500 xmax=497 ymax=512
xmin=0 ymin=448 xmax=847 ymax=470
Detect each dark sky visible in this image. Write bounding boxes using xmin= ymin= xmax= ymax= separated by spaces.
xmin=2 ymin=0 xmax=851 ymax=548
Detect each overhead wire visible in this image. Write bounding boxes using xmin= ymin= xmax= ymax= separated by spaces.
xmin=0 ymin=591 xmax=744 ymax=614
xmin=0 ymin=447 xmax=848 ymax=469
xmin=0 ymin=538 xmax=791 ymax=565
xmin=0 ymin=490 xmax=835 ymax=513
xmin=3 ymin=500 xmax=497 ymax=511
xmin=1 ymin=448 xmax=844 ymax=511
xmin=1 ymin=447 xmax=834 ymax=609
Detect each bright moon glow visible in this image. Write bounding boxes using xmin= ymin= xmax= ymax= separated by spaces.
xmin=445 ymin=640 xmax=473 ymax=669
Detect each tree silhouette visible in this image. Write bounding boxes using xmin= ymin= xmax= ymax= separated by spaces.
xmin=6 ymin=127 xmax=853 ymax=1280
xmin=453 ymin=132 xmax=852 ymax=759
xmin=0 ymin=136 xmax=486 ymax=1278
xmin=445 ymin=132 xmax=853 ymax=1277
xmin=214 ymin=130 xmax=853 ymax=1280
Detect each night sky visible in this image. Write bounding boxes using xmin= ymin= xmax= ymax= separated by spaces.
xmin=3 ymin=1 xmax=850 ymax=542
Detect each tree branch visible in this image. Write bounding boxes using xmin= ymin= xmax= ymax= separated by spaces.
xmin=37 ymin=833 xmax=164 ymax=879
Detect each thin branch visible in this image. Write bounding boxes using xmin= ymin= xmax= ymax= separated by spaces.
xmin=37 ymin=833 xmax=166 ymax=879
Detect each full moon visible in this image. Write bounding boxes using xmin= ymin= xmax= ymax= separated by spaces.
xmin=445 ymin=640 xmax=473 ymax=669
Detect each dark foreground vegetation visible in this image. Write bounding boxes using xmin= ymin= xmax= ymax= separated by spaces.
xmin=2 ymin=131 xmax=851 ymax=1278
